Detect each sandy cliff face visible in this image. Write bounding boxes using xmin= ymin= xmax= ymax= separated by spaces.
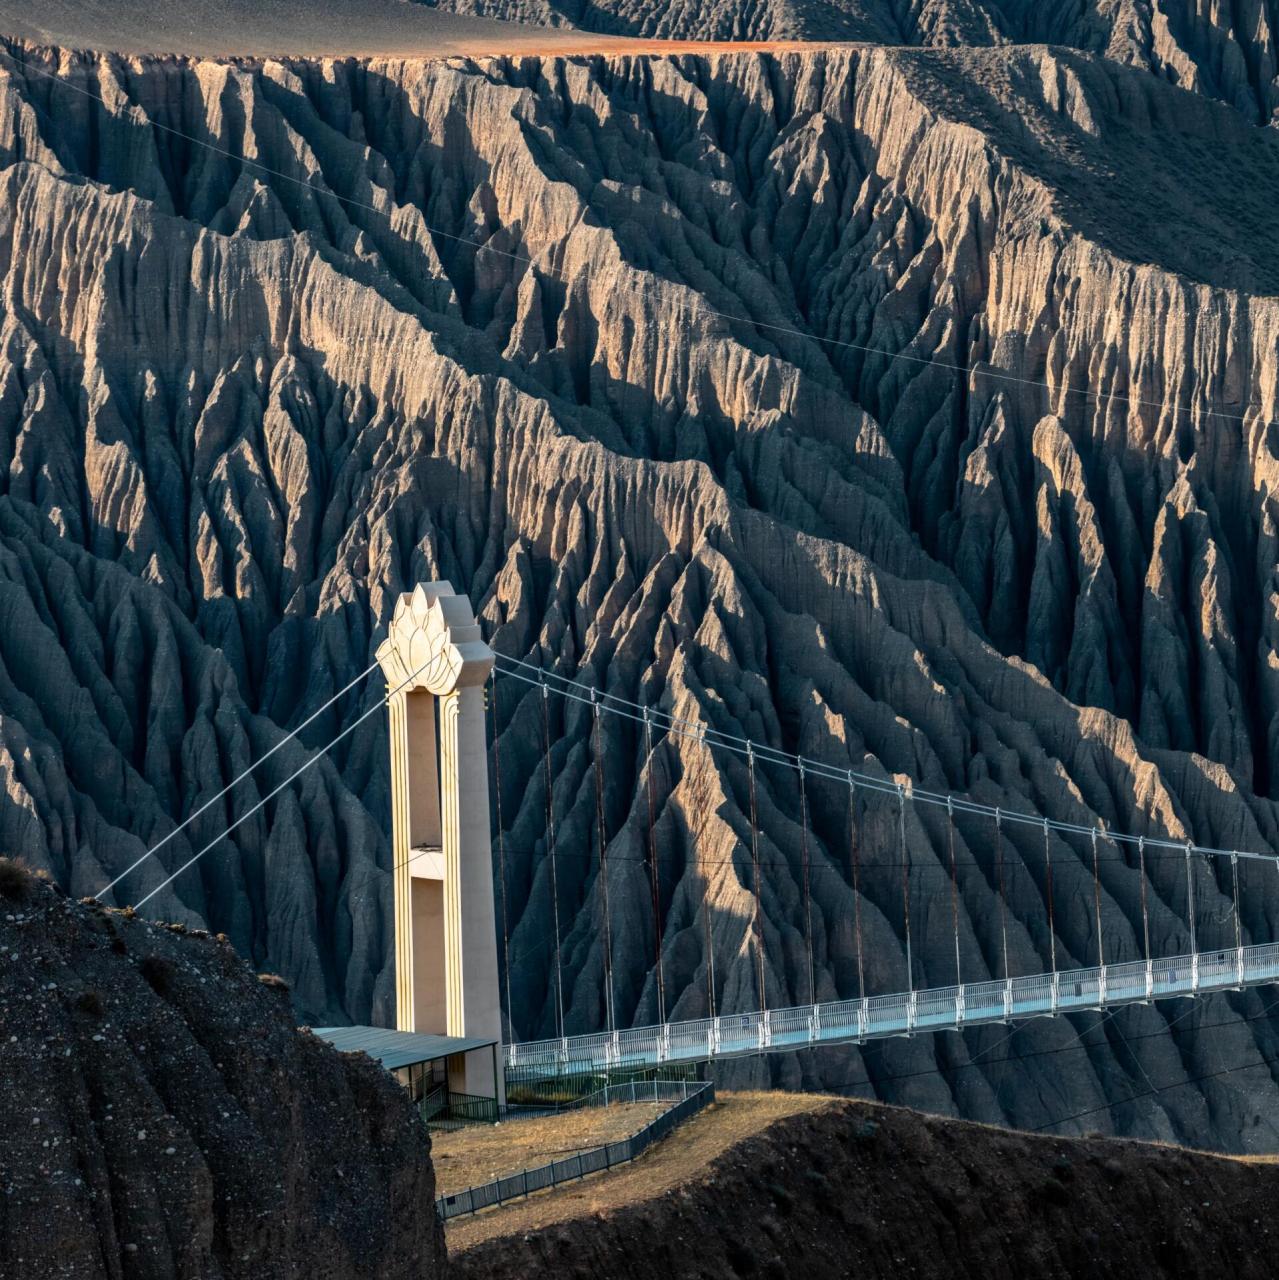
xmin=2 ymin=33 xmax=1279 ymax=1147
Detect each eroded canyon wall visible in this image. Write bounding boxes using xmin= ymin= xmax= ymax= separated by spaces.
xmin=2 ymin=35 xmax=1279 ymax=1147
xmin=419 ymin=0 xmax=1279 ymax=123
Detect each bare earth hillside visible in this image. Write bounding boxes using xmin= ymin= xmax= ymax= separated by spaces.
xmin=0 ymin=863 xmax=444 ymax=1278
xmin=0 ymin=0 xmax=838 ymax=57
xmin=452 ymin=1093 xmax=1279 ymax=1279
xmin=0 ymin=0 xmax=649 ymax=58
xmin=3 ymin=4 xmax=1279 ymax=1151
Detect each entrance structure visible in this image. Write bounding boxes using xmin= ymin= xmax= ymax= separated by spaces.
xmin=376 ymin=582 xmax=503 ymax=1101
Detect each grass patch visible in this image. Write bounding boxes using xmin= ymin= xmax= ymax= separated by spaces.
xmin=0 ymin=858 xmax=49 ymax=902
xmin=0 ymin=857 xmax=31 ymax=900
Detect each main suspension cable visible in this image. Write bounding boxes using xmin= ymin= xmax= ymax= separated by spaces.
xmin=493 ymin=657 xmax=1277 ymax=868
xmin=131 ymin=659 xmax=415 ymax=911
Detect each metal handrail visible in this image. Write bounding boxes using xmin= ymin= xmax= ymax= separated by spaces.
xmin=506 ymin=942 xmax=1279 ymax=1080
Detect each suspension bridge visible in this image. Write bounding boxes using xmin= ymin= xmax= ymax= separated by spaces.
xmin=492 ymin=652 xmax=1279 ymax=1082
xmin=97 ymin=583 xmax=1279 ymax=1105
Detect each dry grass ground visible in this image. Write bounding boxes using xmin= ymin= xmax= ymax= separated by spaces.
xmin=446 ymin=1090 xmax=835 ymax=1251
xmin=432 ymin=1102 xmax=666 ymax=1197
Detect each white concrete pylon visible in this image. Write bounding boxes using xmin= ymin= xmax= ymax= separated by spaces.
xmin=376 ymin=582 xmax=503 ymax=1101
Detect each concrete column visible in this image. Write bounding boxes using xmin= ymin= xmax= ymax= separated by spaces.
xmin=376 ymin=582 xmax=504 ymax=1103
xmin=438 ymin=686 xmax=502 ymax=1098
xmin=387 ymin=691 xmax=415 ymax=1032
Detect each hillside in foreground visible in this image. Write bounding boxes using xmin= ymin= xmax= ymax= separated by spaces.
xmin=453 ymin=1090 xmax=1279 ymax=1279
xmin=0 ymin=862 xmax=444 ymax=1279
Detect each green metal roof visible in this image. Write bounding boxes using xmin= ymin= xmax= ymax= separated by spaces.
xmin=310 ymin=1025 xmax=496 ymax=1071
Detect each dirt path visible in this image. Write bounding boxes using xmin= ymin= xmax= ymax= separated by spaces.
xmin=446 ymin=1091 xmax=837 ymax=1252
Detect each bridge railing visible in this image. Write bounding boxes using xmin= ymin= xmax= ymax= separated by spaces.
xmin=505 ymin=942 xmax=1279 ymax=1078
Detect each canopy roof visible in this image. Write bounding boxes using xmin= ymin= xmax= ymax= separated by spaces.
xmin=310 ymin=1025 xmax=496 ymax=1071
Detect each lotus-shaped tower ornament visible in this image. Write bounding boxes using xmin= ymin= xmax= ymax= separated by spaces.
xmin=376 ymin=582 xmax=493 ymax=694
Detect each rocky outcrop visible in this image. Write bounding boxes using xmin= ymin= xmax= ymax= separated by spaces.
xmin=1 ymin=32 xmax=1279 ymax=1148
xmin=0 ymin=861 xmax=445 ymax=1278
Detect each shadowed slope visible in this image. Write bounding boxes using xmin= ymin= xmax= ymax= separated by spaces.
xmin=0 ymin=863 xmax=444 ymax=1278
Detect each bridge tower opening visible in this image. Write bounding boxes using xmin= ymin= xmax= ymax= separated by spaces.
xmin=376 ymin=581 xmax=504 ymax=1103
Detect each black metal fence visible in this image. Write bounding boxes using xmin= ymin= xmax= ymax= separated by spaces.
xmin=418 ymin=1083 xmax=448 ymax=1124
xmin=435 ymin=1079 xmax=715 ymax=1220
xmin=421 ymin=1089 xmax=500 ymax=1130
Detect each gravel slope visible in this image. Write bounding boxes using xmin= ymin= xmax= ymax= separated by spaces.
xmin=0 ymin=862 xmax=445 ymax=1279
